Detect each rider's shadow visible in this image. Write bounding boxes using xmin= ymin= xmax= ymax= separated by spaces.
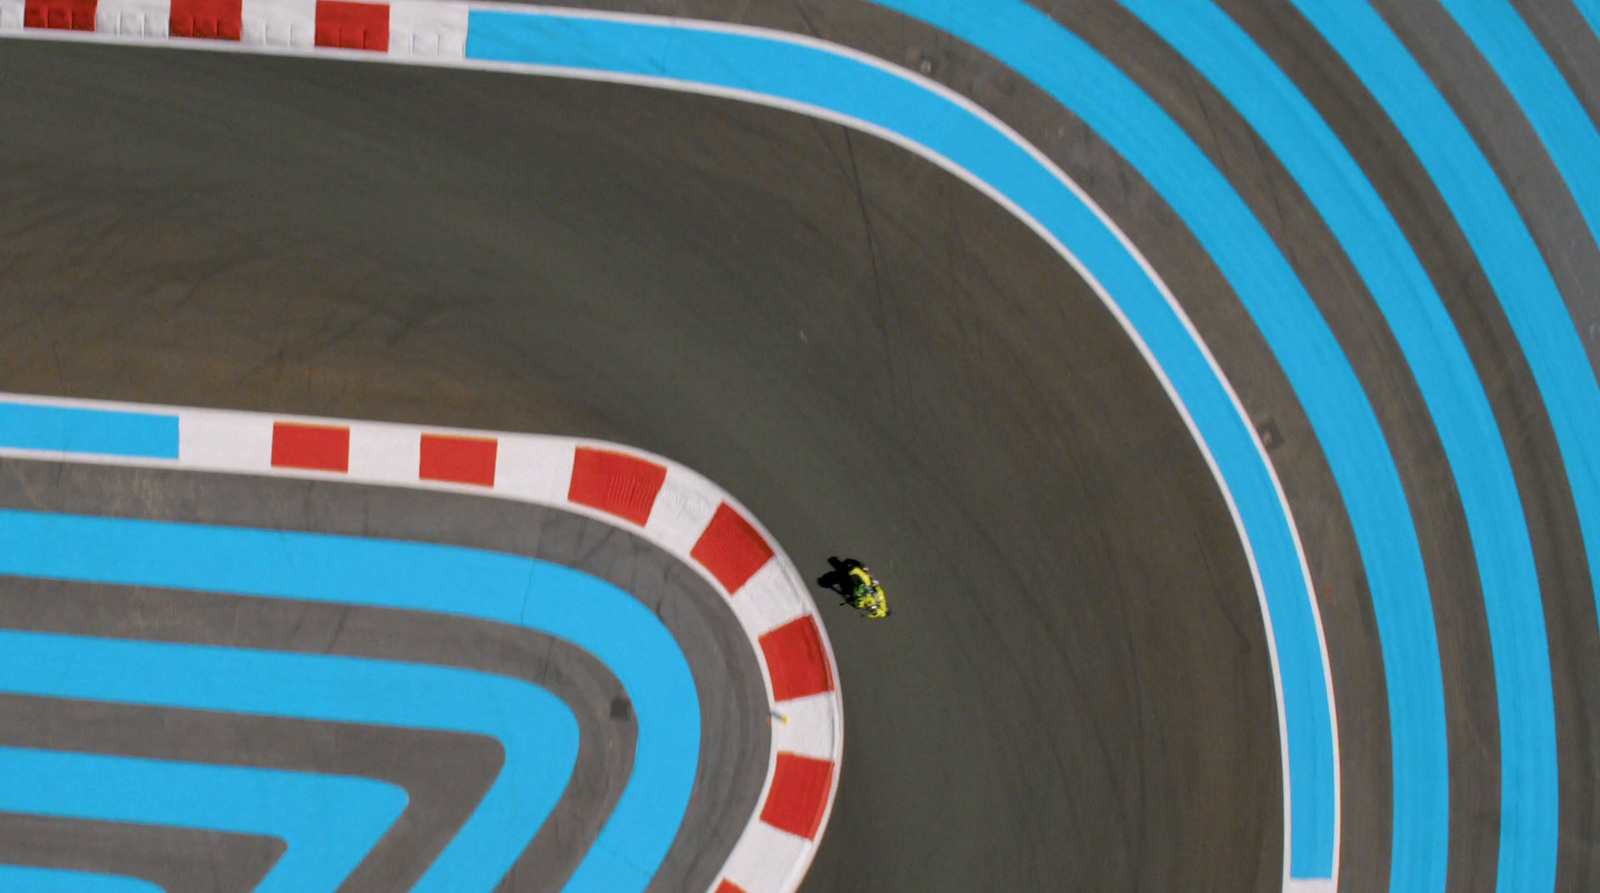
xmin=815 ymin=556 xmax=862 ymax=601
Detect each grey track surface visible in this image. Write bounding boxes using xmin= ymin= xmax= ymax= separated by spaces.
xmin=0 ymin=457 xmax=769 ymax=893
xmin=1048 ymin=3 xmax=1553 ymax=889
xmin=6 ymin=1 xmax=1599 ymax=890
xmin=0 ymin=814 xmax=283 ymax=891
xmin=1187 ymin=3 xmax=1600 ymax=891
xmin=1049 ymin=2 xmax=1600 ymax=891
xmin=1362 ymin=4 xmax=1600 ymax=889
xmin=0 ymin=32 xmax=1277 ymax=893
xmin=0 ymin=689 xmax=504 ymax=893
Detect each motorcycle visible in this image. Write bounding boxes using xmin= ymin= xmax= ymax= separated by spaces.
xmin=818 ymin=557 xmax=890 ymax=619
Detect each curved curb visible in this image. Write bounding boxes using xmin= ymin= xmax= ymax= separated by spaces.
xmin=0 ymin=391 xmax=842 ymax=893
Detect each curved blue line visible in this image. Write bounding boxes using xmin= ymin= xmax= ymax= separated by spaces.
xmin=463 ymin=6 xmax=1335 ymax=878
xmin=1112 ymin=4 xmax=1552 ymax=890
xmin=861 ymin=0 xmax=1449 ymax=877
xmin=1290 ymin=5 xmax=1592 ymax=889
xmin=0 ymin=747 xmax=404 ymax=892
xmin=1439 ymin=0 xmax=1600 ymax=584
xmin=0 ymin=508 xmax=699 ymax=893
xmin=1445 ymin=0 xmax=1600 ymax=251
xmin=865 ymin=6 xmax=1434 ymax=879
xmin=0 ymin=865 xmax=166 ymax=893
xmin=0 ymin=629 xmax=580 ymax=891
xmin=1579 ymin=1 xmax=1600 ymax=42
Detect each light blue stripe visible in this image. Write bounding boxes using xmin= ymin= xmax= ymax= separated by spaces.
xmin=0 ymin=747 xmax=405 ymax=892
xmin=465 ymin=9 xmax=1334 ymax=877
xmin=0 ymin=865 xmax=165 ymax=893
xmin=1115 ymin=4 xmax=1552 ymax=890
xmin=0 ymin=628 xmax=580 ymax=891
xmin=1292 ymin=5 xmax=1591 ymax=889
xmin=874 ymin=0 xmax=1452 ymax=876
xmin=1447 ymin=0 xmax=1600 ymax=241
xmin=1436 ymin=0 xmax=1600 ymax=580
xmin=1437 ymin=0 xmax=1600 ymax=677
xmin=1570 ymin=1 xmax=1600 ymax=61
xmin=0 ymin=401 xmax=177 ymax=458
xmin=0 ymin=508 xmax=699 ymax=893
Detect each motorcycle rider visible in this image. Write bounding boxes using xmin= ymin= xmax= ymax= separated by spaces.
xmin=818 ymin=557 xmax=887 ymax=617
xmin=817 ymin=556 xmax=866 ymax=599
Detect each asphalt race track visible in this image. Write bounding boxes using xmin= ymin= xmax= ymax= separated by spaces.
xmin=2 ymin=1 xmax=1600 ymax=892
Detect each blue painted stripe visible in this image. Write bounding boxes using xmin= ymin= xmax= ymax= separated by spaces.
xmin=1452 ymin=0 xmax=1600 ymax=246
xmin=0 ymin=508 xmax=698 ymax=893
xmin=1291 ymin=5 xmax=1590 ymax=889
xmin=1115 ymin=4 xmax=1554 ymax=890
xmin=0 ymin=747 xmax=405 ymax=892
xmin=1579 ymin=2 xmax=1600 ymax=43
xmin=0 ymin=629 xmax=580 ymax=891
xmin=0 ymin=866 xmax=165 ymax=893
xmin=871 ymin=0 xmax=1451 ymax=877
xmin=0 ymin=401 xmax=177 ymax=459
xmin=1437 ymin=0 xmax=1600 ymax=586
xmin=464 ymin=8 xmax=1335 ymax=876
xmin=1437 ymin=0 xmax=1600 ymax=681
xmin=857 ymin=6 xmax=1428 ymax=879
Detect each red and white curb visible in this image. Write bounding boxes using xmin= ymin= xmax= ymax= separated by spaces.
xmin=0 ymin=392 xmax=843 ymax=893
xmin=0 ymin=0 xmax=469 ymax=56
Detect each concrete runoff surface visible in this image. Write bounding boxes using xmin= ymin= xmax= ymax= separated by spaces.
xmin=7 ymin=1 xmax=1590 ymax=887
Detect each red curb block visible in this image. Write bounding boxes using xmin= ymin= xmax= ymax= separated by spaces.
xmin=761 ymin=752 xmax=834 ymax=840
xmin=692 ymin=502 xmax=774 ymax=593
xmin=760 ymin=616 xmax=834 ymax=702
xmin=315 ymin=0 xmax=389 ymax=51
xmin=420 ymin=433 xmax=498 ymax=487
xmin=169 ymin=0 xmax=241 ymax=39
xmin=24 ymin=0 xmax=95 ymax=30
xmin=270 ymin=422 xmax=350 ymax=472
xmin=568 ymin=446 xmax=668 ymax=526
